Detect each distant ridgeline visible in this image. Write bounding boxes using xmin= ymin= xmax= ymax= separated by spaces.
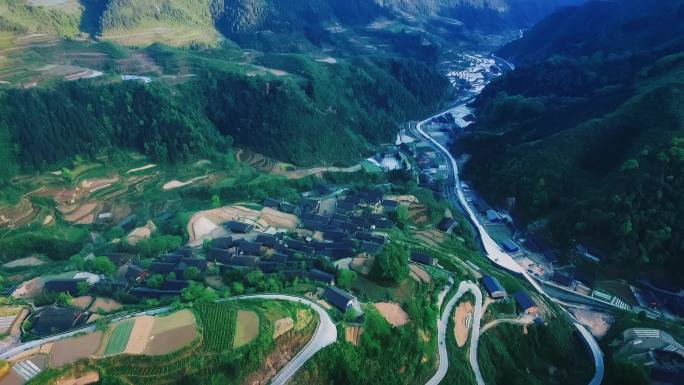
xmin=0 ymin=53 xmax=448 ymax=182
xmin=461 ymin=0 xmax=684 ymax=281
xmin=1 ymin=0 xmax=583 ymax=47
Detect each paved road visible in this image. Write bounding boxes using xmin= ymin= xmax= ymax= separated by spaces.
xmin=426 ymin=281 xmax=485 ymax=385
xmin=0 ymin=295 xmax=337 ymax=385
xmin=412 ymin=109 xmax=604 ymax=385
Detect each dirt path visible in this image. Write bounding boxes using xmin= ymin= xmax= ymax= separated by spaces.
xmin=453 ymin=301 xmax=473 ymax=347
xmin=480 ymin=315 xmax=533 ymax=334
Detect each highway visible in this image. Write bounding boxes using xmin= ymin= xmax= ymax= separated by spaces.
xmin=0 ymin=294 xmax=337 ymax=385
xmin=411 ymin=107 xmax=604 ymax=385
xmin=426 ymin=281 xmax=485 ymax=385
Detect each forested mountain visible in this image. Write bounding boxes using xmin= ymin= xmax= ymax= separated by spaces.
xmin=462 ymin=0 xmax=684 ymax=282
xmin=0 ymin=53 xmax=447 ymax=183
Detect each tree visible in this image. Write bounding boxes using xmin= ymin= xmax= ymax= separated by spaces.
xmin=147 ymin=274 xmax=165 ymax=289
xmin=337 ymin=270 xmax=358 ymax=289
xmin=184 ymin=266 xmax=201 ymax=281
xmin=91 ymin=256 xmax=116 ymax=276
xmin=211 ymin=194 xmax=221 ymax=208
xmin=371 ymin=242 xmax=409 ymax=283
xmin=389 ymin=205 xmax=411 ymax=229
xmin=56 ymin=292 xmax=73 ymax=307
xmin=232 ymin=282 xmax=245 ymax=295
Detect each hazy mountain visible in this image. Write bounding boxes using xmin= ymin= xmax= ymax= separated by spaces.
xmin=1 ymin=0 xmax=584 ymax=47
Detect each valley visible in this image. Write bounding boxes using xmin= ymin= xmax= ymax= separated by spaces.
xmin=0 ymin=1 xmax=683 ymax=385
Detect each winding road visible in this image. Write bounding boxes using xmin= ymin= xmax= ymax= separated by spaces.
xmin=0 ymin=294 xmax=337 ymax=385
xmin=411 ymin=100 xmax=604 ymax=384
xmin=427 ymin=281 xmax=485 ymax=385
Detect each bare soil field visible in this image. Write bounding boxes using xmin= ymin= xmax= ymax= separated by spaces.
xmin=409 ymin=264 xmax=432 ymax=284
xmin=54 ymin=371 xmax=99 ymax=385
xmin=344 ymin=325 xmax=364 ymax=346
xmin=454 ymin=301 xmax=473 ymax=347
xmin=126 ymin=164 xmax=157 ymax=174
xmin=71 ymin=296 xmax=93 ymax=310
xmin=162 ymin=176 xmax=208 ymax=191
xmin=2 ymin=256 xmax=45 ymax=268
xmin=259 ymin=207 xmax=299 ymax=229
xmin=150 ymin=310 xmax=195 ymax=335
xmin=411 ymin=229 xmax=445 ymax=247
xmin=243 ymin=325 xmax=315 ymax=385
xmin=350 ymin=257 xmax=373 ymax=276
xmin=0 ymin=307 xmax=22 ymax=334
xmin=374 ymin=302 xmax=410 ymax=327
xmin=273 ymin=317 xmax=294 ymax=339
xmin=144 ymin=324 xmax=196 ymax=355
xmin=88 ymin=298 xmax=122 ymax=314
xmin=144 ymin=310 xmax=197 ymax=355
xmin=124 ymin=316 xmax=155 ymax=355
xmin=12 ymin=277 xmax=44 ymax=299
xmin=0 ymin=197 xmax=34 ymax=228
xmin=59 ymin=201 xmax=99 ymax=224
xmin=187 ymin=205 xmax=297 ymax=242
xmin=126 ymin=221 xmax=156 ymax=245
xmin=49 ymin=331 xmax=102 ymax=367
xmin=234 ymin=310 xmax=260 ymax=348
xmin=571 ymin=309 xmax=614 ymax=338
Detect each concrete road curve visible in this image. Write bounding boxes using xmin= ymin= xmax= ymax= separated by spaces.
xmin=426 ymin=281 xmax=485 ymax=385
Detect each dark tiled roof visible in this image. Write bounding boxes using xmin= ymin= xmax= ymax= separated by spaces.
xmin=324 ymin=231 xmax=347 ymax=241
xmin=323 ymin=287 xmax=355 ymax=311
xmin=360 ymin=241 xmax=383 ymax=254
xmin=130 ymin=288 xmax=181 ymax=299
xmin=307 ymin=269 xmax=335 ymax=283
xmin=239 ymin=241 xmax=263 ymax=255
xmin=212 ymin=237 xmax=234 ymax=249
xmin=162 ymin=280 xmax=189 ymax=291
xmin=259 ymin=261 xmax=279 ymax=273
xmin=410 ymin=251 xmax=434 ymax=265
xmin=174 ymin=247 xmax=194 ymax=257
xmin=256 ymin=234 xmax=278 ymax=247
xmin=437 ymin=217 xmax=456 ymax=232
xmin=161 ymin=253 xmax=183 ymax=264
xmin=229 ymin=255 xmax=258 ymax=267
xmin=100 ymin=252 xmax=131 ymax=266
xmin=263 ymin=197 xmax=281 ymax=208
xmin=209 ymin=248 xmax=233 ymax=263
xmin=225 ymin=221 xmax=254 ymax=233
xmin=44 ymin=279 xmax=87 ymax=295
xmin=269 ymin=253 xmax=289 ymax=264
xmin=150 ymin=262 xmax=175 ymax=274
xmin=32 ymin=306 xmax=87 ymax=336
xmin=550 ymin=273 xmax=573 ymax=287
xmin=180 ymin=258 xmax=207 ymax=271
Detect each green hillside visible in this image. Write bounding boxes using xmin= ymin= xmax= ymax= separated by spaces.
xmin=0 ymin=48 xmax=448 ymax=184
xmin=0 ymin=0 xmax=82 ymax=37
xmin=462 ymin=0 xmax=684 ymax=283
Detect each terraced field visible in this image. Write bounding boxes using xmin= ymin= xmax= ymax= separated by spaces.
xmin=103 ymin=320 xmax=135 ymax=356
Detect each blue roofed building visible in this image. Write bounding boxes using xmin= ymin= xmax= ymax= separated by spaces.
xmin=482 ymin=276 xmax=507 ymax=298
xmin=513 ymin=290 xmax=538 ymax=315
xmin=501 ymin=239 xmax=519 ymax=253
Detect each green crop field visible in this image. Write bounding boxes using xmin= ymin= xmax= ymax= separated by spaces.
xmin=195 ymin=302 xmax=237 ymax=352
xmin=104 ymin=319 xmax=135 ymax=356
